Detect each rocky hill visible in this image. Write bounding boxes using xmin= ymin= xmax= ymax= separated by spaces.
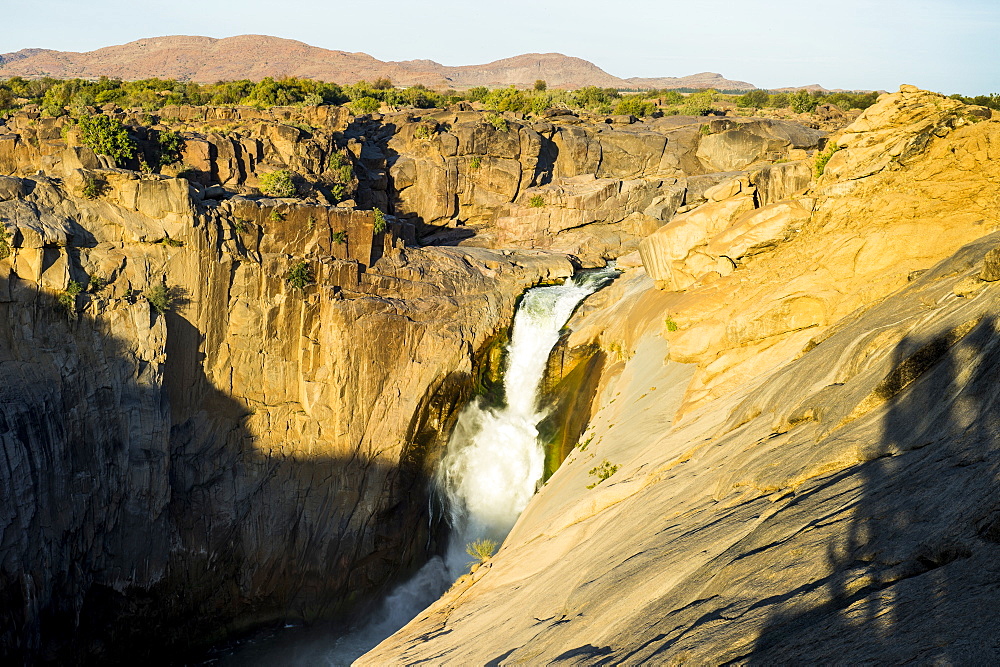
xmin=0 ymin=35 xmax=755 ymax=89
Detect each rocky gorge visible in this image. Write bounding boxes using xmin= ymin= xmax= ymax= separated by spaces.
xmin=1 ymin=84 xmax=998 ymax=664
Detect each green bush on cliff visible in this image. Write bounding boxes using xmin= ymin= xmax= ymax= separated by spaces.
xmin=327 ymin=153 xmax=353 ymax=183
xmin=77 ymin=114 xmax=136 ymax=164
xmin=144 ymin=282 xmax=177 ymax=315
xmin=466 ymin=538 xmax=498 ymax=567
xmin=154 ymin=130 xmax=184 ymax=167
xmin=259 ymin=170 xmax=296 ymax=197
xmin=81 ymin=174 xmax=108 ymax=199
xmin=286 ymin=260 xmax=314 ymax=290
xmin=373 ymin=208 xmax=387 ymax=233
xmin=814 ymin=143 xmax=841 ymax=177
xmin=0 ymin=226 xmax=10 ymax=260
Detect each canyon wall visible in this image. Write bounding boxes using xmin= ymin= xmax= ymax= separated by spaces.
xmin=0 ymin=93 xmax=834 ymax=662
xmin=361 ymin=88 xmax=1000 ymax=664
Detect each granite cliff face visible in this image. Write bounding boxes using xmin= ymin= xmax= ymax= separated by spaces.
xmin=0 ymin=103 xmax=580 ymax=661
xmin=361 ymin=88 xmax=1000 ymax=663
xmin=0 ymin=85 xmax=914 ymax=662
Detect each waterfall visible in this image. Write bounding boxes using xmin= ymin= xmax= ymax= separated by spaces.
xmin=224 ymin=265 xmax=619 ymax=666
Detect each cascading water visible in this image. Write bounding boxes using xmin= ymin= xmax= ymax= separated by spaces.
xmin=225 ymin=266 xmax=619 ymax=666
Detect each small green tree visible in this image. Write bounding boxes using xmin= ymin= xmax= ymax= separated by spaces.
xmin=736 ymin=89 xmax=770 ymax=108
xmin=287 ymin=260 xmax=314 ymax=290
xmin=77 ymin=114 xmax=136 ymax=164
xmin=350 ymin=96 xmax=381 ymax=114
xmin=259 ymin=170 xmax=296 ymax=197
xmin=373 ymin=208 xmax=387 ymax=233
xmin=534 ymin=79 xmax=547 ymax=92
xmin=790 ymin=90 xmax=819 ymax=113
xmin=154 ymin=130 xmax=184 ymax=167
xmin=144 ymin=282 xmax=176 ymax=315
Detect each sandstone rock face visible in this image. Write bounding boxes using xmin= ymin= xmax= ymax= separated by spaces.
xmin=361 ymin=89 xmax=1000 ymax=665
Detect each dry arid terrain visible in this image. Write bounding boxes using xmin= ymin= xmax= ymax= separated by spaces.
xmin=0 ymin=35 xmax=755 ymax=89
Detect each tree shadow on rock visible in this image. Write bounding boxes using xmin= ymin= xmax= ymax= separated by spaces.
xmin=750 ymin=315 xmax=1000 ymax=663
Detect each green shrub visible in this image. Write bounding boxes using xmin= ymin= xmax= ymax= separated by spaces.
xmin=154 ymin=236 xmax=183 ymax=247
xmin=373 ymin=208 xmax=387 ymax=233
xmin=350 ymin=96 xmax=380 ymax=114
xmin=333 ymin=230 xmax=348 ymax=244
xmin=613 ymin=96 xmax=655 ymax=117
xmin=0 ymin=226 xmax=11 ymax=260
xmin=465 ymin=86 xmax=489 ymax=102
xmin=144 ymin=282 xmax=176 ymax=315
xmin=87 ymin=274 xmax=107 ymax=292
xmin=790 ymin=90 xmax=819 ymax=113
xmin=483 ymin=86 xmax=527 ymax=113
xmin=586 ymin=459 xmax=620 ymax=489
xmin=77 ymin=114 xmax=135 ymax=164
xmin=233 ymin=219 xmax=249 ymax=234
xmin=469 ymin=155 xmax=482 ymax=170
xmin=269 ymin=209 xmax=285 ymax=222
xmin=529 ymin=194 xmax=545 ymax=208
xmin=287 ymin=260 xmax=314 ymax=290
xmin=681 ymin=91 xmax=715 ymax=116
xmin=699 ymin=124 xmax=712 ymax=136
xmin=414 ymin=124 xmax=434 ymax=140
xmin=466 ymin=538 xmax=498 ymax=567
xmin=736 ymin=89 xmax=770 ymax=108
xmin=534 ymin=79 xmax=547 ymax=92
xmin=259 ymin=170 xmax=296 ymax=197
xmin=57 ymin=282 xmax=83 ymax=317
xmin=665 ymin=315 xmax=679 ymax=332
xmin=328 ymin=153 xmax=353 ymax=183
xmin=814 ymin=144 xmax=841 ymax=177
xmin=768 ymin=92 xmax=791 ymax=108
xmin=485 ymin=113 xmax=508 ymax=132
xmin=329 ymin=182 xmax=347 ymax=202
xmin=155 ymin=130 xmax=184 ymax=167
xmin=81 ymin=175 xmax=107 ymax=199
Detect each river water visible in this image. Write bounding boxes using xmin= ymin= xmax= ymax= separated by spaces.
xmin=220 ymin=265 xmax=619 ymax=666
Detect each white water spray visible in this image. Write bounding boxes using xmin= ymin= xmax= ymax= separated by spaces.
xmin=228 ymin=266 xmax=619 ymax=666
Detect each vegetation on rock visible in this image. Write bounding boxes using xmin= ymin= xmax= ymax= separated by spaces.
xmin=77 ymin=114 xmax=135 ymax=163
xmin=286 ymin=259 xmax=314 ymax=290
xmin=466 ymin=538 xmax=498 ymax=566
xmin=144 ymin=282 xmax=177 ymax=314
xmin=586 ymin=459 xmax=619 ymax=488
xmin=259 ymin=170 xmax=296 ymax=197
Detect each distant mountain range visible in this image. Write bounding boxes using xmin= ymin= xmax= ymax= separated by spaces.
xmin=0 ymin=35 xmax=760 ymax=90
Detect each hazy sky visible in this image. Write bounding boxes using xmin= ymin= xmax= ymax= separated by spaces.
xmin=2 ymin=0 xmax=997 ymax=94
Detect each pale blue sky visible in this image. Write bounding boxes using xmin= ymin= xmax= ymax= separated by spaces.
xmin=2 ymin=0 xmax=997 ymax=94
